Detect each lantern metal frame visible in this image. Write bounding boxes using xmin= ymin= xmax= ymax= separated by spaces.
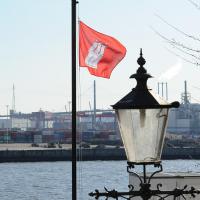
xmin=89 ymin=162 xmax=200 ymax=200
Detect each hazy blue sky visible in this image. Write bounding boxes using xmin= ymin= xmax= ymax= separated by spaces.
xmin=0 ymin=0 xmax=200 ymax=114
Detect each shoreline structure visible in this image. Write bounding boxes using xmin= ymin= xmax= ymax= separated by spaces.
xmin=0 ymin=144 xmax=199 ymax=162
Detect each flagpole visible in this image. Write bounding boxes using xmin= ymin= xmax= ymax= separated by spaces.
xmin=72 ymin=0 xmax=78 ymax=200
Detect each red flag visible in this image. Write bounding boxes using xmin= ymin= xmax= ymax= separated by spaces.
xmin=79 ymin=21 xmax=126 ymax=79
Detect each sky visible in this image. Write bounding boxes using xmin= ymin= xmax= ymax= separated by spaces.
xmin=0 ymin=0 xmax=200 ymax=114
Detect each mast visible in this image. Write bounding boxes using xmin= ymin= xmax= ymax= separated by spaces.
xmin=166 ymin=82 xmax=168 ymax=100
xmin=71 ymin=0 xmax=78 ymax=200
xmin=12 ymin=84 xmax=15 ymax=113
xmin=157 ymin=82 xmax=168 ymax=100
xmin=93 ymin=80 xmax=96 ymax=130
xmin=184 ymin=80 xmax=188 ymax=105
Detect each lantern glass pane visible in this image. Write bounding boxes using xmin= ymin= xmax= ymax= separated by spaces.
xmin=116 ymin=108 xmax=169 ymax=163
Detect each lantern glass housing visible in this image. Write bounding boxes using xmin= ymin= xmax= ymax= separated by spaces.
xmin=116 ymin=107 xmax=168 ymax=163
xmin=112 ymin=50 xmax=179 ymax=164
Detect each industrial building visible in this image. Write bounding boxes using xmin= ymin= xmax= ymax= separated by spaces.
xmin=0 ymin=80 xmax=199 ymax=144
xmin=0 ymin=109 xmax=119 ymax=144
xmin=168 ymin=81 xmax=200 ymax=135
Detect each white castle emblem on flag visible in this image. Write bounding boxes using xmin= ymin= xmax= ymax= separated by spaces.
xmin=85 ymin=41 xmax=106 ymax=68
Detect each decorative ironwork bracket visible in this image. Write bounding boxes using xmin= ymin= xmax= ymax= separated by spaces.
xmin=89 ymin=162 xmax=200 ymax=200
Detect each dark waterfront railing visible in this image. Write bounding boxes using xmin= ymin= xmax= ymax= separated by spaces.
xmin=0 ymin=147 xmax=199 ymax=162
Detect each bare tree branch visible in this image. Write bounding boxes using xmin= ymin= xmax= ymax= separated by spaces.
xmin=151 ymin=26 xmax=200 ymax=65
xmin=170 ymin=38 xmax=200 ymax=53
xmin=155 ymin=14 xmax=200 ymax=42
xmin=170 ymin=43 xmax=200 ymax=61
xmin=152 ymin=7 xmax=200 ymax=67
xmin=171 ymin=39 xmax=200 ymax=53
xmin=165 ymin=47 xmax=200 ymax=66
xmin=187 ymin=0 xmax=200 ymax=10
xmin=150 ymin=26 xmax=200 ymax=53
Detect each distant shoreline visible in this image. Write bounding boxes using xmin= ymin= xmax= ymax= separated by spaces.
xmin=0 ymin=146 xmax=199 ymax=162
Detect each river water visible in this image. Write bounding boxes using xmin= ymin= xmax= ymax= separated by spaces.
xmin=0 ymin=160 xmax=200 ymax=200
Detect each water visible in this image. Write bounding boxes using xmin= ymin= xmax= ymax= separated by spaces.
xmin=0 ymin=160 xmax=200 ymax=200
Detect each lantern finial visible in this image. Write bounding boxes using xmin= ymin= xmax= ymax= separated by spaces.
xmin=137 ymin=48 xmax=146 ymax=73
xmin=130 ymin=49 xmax=152 ymax=89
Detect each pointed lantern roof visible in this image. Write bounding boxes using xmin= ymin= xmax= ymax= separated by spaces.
xmin=112 ymin=49 xmax=179 ymax=109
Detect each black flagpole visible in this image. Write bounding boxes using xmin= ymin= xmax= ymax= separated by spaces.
xmin=72 ymin=0 xmax=77 ymax=200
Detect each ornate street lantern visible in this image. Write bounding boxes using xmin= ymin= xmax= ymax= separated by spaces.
xmin=112 ymin=49 xmax=179 ymax=164
xmin=89 ymin=50 xmax=200 ymax=200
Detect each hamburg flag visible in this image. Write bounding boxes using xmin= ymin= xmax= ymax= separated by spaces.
xmin=79 ymin=21 xmax=126 ymax=78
